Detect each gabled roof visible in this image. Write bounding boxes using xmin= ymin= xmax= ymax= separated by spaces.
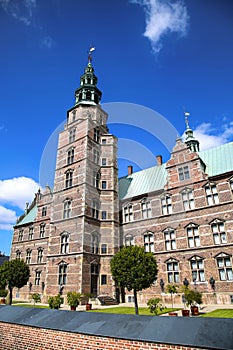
xmin=15 ymin=205 xmax=38 ymax=227
xmin=119 ymin=142 xmax=233 ymax=200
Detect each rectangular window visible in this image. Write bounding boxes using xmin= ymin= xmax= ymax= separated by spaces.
xmin=18 ymin=229 xmax=23 ymax=242
xmin=167 ymin=261 xmax=180 ymax=283
xmin=26 ymin=250 xmax=31 ymax=264
xmin=144 ymin=233 xmax=154 ymax=253
xmin=187 ymin=225 xmax=200 ymax=248
xmin=93 ymin=149 xmax=100 ymax=164
xmin=101 ymin=244 xmax=107 ymax=254
xmin=16 ymin=250 xmax=21 ymax=259
xmin=102 ymin=158 xmax=107 ymax=166
xmin=190 ymin=258 xmax=205 ymax=282
xmin=102 ymin=181 xmax=107 ymax=189
xmin=182 ymin=190 xmax=195 ymax=210
xmin=28 ymin=226 xmax=34 ymax=240
xmin=65 ymin=171 xmax=73 ymax=188
xmin=37 ymin=249 xmax=43 ymax=263
xmin=123 ymin=205 xmax=133 ymax=223
xmin=101 ymin=275 xmax=107 ymax=285
xmin=40 ymin=224 xmax=45 ymax=238
xmin=42 ymin=206 xmax=47 ymax=217
xmin=125 ymin=235 xmax=134 ymax=246
xmin=69 ymin=129 xmax=76 ymax=143
xmin=35 ymin=271 xmax=41 ymax=286
xmin=161 ymin=195 xmax=172 ymax=215
xmin=212 ymin=221 xmax=227 ymax=244
xmin=205 ymin=184 xmax=219 ymax=205
xmin=101 ymin=211 xmax=107 ymax=220
xmin=217 ymin=257 xmax=233 ymax=281
xmin=63 ymin=200 xmax=71 ymax=219
xmin=141 ymin=201 xmax=152 ymax=219
xmin=102 ymin=139 xmax=106 ymax=144
xmin=61 ymin=235 xmax=69 ymax=254
xmin=178 ymin=166 xmax=190 ymax=181
xmin=94 ymin=128 xmax=100 ymax=142
xmin=92 ymin=200 xmax=99 ymax=219
xmin=164 ymin=229 xmax=176 ymax=251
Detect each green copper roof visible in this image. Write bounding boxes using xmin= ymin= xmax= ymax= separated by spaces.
xmin=199 ymin=142 xmax=233 ymax=176
xmin=119 ymin=164 xmax=167 ymax=200
xmin=15 ymin=205 xmax=38 ymax=226
xmin=119 ymin=142 xmax=233 ymax=201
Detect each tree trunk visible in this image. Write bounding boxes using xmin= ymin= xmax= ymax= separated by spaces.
xmin=133 ymin=289 xmax=139 ymax=315
xmin=9 ymin=286 xmax=13 ymax=305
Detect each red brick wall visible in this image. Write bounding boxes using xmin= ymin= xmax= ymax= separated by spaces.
xmin=0 ymin=322 xmax=204 ymax=350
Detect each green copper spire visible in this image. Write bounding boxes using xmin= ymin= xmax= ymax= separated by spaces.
xmin=184 ymin=112 xmax=200 ymax=152
xmin=75 ymin=47 xmax=102 ymax=105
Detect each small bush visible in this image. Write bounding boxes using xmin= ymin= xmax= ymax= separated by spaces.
xmin=30 ymin=293 xmax=41 ymax=307
xmin=0 ymin=289 xmax=7 ymax=298
xmin=48 ymin=294 xmax=63 ymax=309
xmin=147 ymin=298 xmax=166 ymax=316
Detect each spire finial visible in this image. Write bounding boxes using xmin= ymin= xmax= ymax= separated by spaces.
xmin=88 ymin=46 xmax=95 ymax=63
xmin=184 ymin=111 xmax=190 ymax=129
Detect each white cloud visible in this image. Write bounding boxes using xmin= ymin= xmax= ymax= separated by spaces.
xmin=0 ymin=177 xmax=40 ymax=210
xmin=131 ymin=0 xmax=189 ymax=53
xmin=0 ymin=0 xmax=36 ymax=25
xmin=183 ymin=121 xmax=233 ymax=151
xmin=0 ymin=205 xmax=17 ymax=231
xmin=40 ymin=36 xmax=55 ymax=49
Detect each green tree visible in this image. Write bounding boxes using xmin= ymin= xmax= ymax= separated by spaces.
xmin=110 ymin=246 xmax=158 ymax=315
xmin=0 ymin=259 xmax=30 ymax=305
xmin=30 ymin=293 xmax=41 ymax=307
xmin=147 ymin=297 xmax=166 ymax=316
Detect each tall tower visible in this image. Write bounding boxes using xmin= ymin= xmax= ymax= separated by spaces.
xmin=45 ymin=52 xmax=119 ymax=298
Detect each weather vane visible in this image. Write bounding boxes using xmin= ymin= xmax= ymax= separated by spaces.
xmin=88 ymin=46 xmax=96 ymax=63
xmin=184 ymin=111 xmax=190 ymax=129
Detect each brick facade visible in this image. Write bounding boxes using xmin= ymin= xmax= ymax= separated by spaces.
xmin=10 ymin=62 xmax=233 ymax=306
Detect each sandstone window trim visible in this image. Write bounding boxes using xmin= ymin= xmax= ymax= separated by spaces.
xmin=141 ymin=199 xmax=152 ymax=219
xmin=123 ymin=203 xmax=133 ymax=223
xmin=165 ymin=258 xmax=180 ymax=284
xmin=125 ymin=234 xmax=134 ymax=247
xmin=178 ymin=165 xmax=190 ymax=181
xmin=28 ymin=226 xmax=34 ymax=240
xmin=181 ymin=188 xmax=195 ymax=210
xmin=58 ymin=262 xmax=68 ymax=285
xmin=189 ymin=255 xmax=205 ymax=282
xmin=65 ymin=169 xmax=73 ymax=189
xmin=210 ymin=219 xmax=227 ymax=245
xmin=204 ymin=182 xmax=219 ymax=205
xmin=186 ymin=223 xmax=200 ymax=248
xmin=35 ymin=270 xmax=41 ymax=286
xmin=37 ymin=248 xmax=44 ymax=263
xmin=18 ymin=229 xmax=23 ymax=242
xmin=42 ymin=206 xmax=47 ymax=217
xmin=39 ymin=223 xmax=45 ymax=238
xmin=143 ymin=231 xmax=154 ymax=253
xmin=67 ymin=148 xmax=74 ymax=165
xmin=16 ymin=250 xmax=21 ymax=259
xmin=161 ymin=194 xmax=172 ymax=215
xmin=63 ymin=199 xmax=72 ymax=219
xmin=164 ymin=227 xmax=176 ymax=251
xmin=60 ymin=232 xmax=70 ymax=254
xmin=215 ymin=253 xmax=233 ymax=281
xmin=69 ymin=128 xmax=76 ymax=143
xmin=26 ymin=249 xmax=32 ymax=264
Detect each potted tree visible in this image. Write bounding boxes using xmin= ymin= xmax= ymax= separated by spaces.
xmin=166 ymin=284 xmax=178 ymax=316
xmin=30 ymin=293 xmax=41 ymax=307
xmin=83 ymin=293 xmax=94 ymax=310
xmin=0 ymin=289 xmax=7 ymax=304
xmin=67 ymin=291 xmax=81 ymax=311
xmin=147 ymin=297 xmax=166 ymax=316
xmin=184 ymin=288 xmax=202 ymax=316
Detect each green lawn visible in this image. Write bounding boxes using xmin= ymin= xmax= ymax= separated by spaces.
xmin=89 ymin=306 xmax=180 ymax=316
xmin=200 ymin=309 xmax=233 ymax=318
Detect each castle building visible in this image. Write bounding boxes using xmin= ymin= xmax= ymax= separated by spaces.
xmin=10 ymin=58 xmax=233 ymax=305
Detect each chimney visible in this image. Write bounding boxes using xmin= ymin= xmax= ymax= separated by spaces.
xmin=156 ymin=155 xmax=162 ymax=166
xmin=128 ymin=165 xmax=133 ymax=175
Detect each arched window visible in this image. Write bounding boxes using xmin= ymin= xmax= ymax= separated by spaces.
xmin=61 ymin=232 xmax=69 ymax=254
xmin=69 ymin=128 xmax=76 ymax=143
xmin=216 ymin=253 xmax=233 ymax=281
xmin=67 ymin=148 xmax=74 ymax=165
xmin=65 ymin=170 xmax=73 ymax=188
xmin=211 ymin=219 xmax=227 ymax=244
xmin=166 ymin=258 xmax=180 ymax=283
xmin=37 ymin=248 xmax=43 ymax=263
xmin=181 ymin=188 xmax=195 ymax=210
xmin=63 ymin=199 xmax=72 ymax=219
xmin=92 ymin=199 xmax=99 ymax=219
xmin=40 ymin=223 xmax=45 ymax=238
xmin=205 ymin=182 xmax=219 ymax=205
xmin=186 ymin=223 xmax=200 ymax=247
xmin=58 ymin=262 xmax=68 ymax=285
xmin=190 ymin=256 xmax=205 ymax=282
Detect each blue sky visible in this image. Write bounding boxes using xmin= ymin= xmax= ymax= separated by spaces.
xmin=0 ymin=0 xmax=233 ymax=256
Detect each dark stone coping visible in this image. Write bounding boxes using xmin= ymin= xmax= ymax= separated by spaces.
xmin=0 ymin=306 xmax=232 ymax=350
